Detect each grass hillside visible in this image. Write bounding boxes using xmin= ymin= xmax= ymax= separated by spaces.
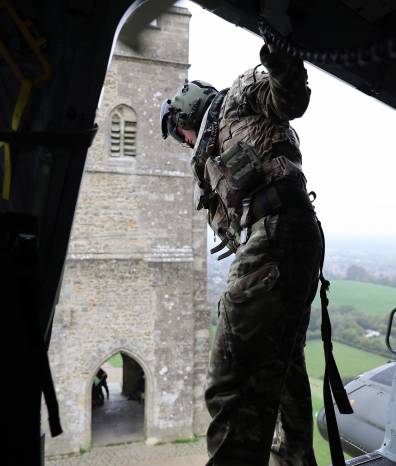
xmin=312 ymin=279 xmax=396 ymax=315
xmin=305 ymin=339 xmax=389 ymax=380
xmin=306 ymin=340 xmax=389 ymax=465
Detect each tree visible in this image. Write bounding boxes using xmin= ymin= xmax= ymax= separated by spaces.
xmin=346 ymin=265 xmax=371 ymax=282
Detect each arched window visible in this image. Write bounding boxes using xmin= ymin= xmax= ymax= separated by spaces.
xmin=110 ymin=105 xmax=137 ymax=157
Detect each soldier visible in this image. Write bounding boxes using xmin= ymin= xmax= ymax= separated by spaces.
xmin=160 ymin=44 xmax=322 ymax=466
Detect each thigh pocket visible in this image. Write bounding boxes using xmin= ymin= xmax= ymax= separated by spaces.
xmin=227 ymin=262 xmax=280 ymax=304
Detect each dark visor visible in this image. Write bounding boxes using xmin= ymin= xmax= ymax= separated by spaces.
xmin=160 ymin=99 xmax=184 ymax=144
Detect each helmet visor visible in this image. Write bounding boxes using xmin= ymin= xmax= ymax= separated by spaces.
xmin=160 ymin=100 xmax=185 ymax=144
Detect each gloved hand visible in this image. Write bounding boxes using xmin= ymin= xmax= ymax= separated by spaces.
xmin=259 ymin=43 xmax=277 ymax=66
xmin=260 ymin=43 xmax=277 ymax=57
xmin=259 ymin=41 xmax=302 ymax=70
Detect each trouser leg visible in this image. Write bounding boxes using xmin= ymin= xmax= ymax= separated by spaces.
xmin=206 ymin=294 xmax=308 ymax=466
xmin=102 ymin=380 xmax=109 ymax=399
xmin=205 ymin=213 xmax=321 ymax=466
xmin=205 ymin=315 xmax=248 ymax=466
xmin=273 ymin=310 xmax=318 ymax=466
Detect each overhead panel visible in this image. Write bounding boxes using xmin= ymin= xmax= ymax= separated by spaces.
xmin=193 ymin=0 xmax=396 ymax=109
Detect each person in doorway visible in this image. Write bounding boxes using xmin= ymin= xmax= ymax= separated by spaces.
xmin=97 ymin=367 xmax=109 ymax=400
xmin=92 ymin=375 xmax=104 ymax=407
xmin=160 ymin=43 xmax=322 ymax=466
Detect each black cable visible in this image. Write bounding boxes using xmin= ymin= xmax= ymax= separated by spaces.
xmin=258 ymin=15 xmax=396 ymax=66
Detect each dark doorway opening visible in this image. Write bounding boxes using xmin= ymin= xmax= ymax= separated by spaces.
xmin=91 ymin=352 xmax=145 ymax=446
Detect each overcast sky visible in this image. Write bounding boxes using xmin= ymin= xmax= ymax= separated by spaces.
xmin=176 ymin=1 xmax=396 ymax=239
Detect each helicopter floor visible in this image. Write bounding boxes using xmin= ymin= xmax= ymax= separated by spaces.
xmin=345 ymin=452 xmax=396 ymax=465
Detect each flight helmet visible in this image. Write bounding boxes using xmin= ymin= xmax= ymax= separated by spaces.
xmin=160 ymin=79 xmax=218 ymax=144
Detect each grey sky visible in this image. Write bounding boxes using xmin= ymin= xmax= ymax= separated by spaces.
xmin=176 ymin=1 xmax=396 ymax=237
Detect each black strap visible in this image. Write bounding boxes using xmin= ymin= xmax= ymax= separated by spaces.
xmin=207 ymin=89 xmax=229 ymax=125
xmin=317 ymin=218 xmax=353 ymax=466
xmin=27 ymin=300 xmax=63 ymax=437
xmin=217 ymin=249 xmax=233 ymax=260
xmin=41 ymin=340 xmax=63 ymax=437
xmin=27 ymin=260 xmax=63 ymax=437
xmin=210 ymin=238 xmax=228 ymax=254
xmin=195 ymin=88 xmax=229 ymax=157
xmin=4 ymin=218 xmax=63 ymax=438
xmin=0 ymin=124 xmax=98 ymax=148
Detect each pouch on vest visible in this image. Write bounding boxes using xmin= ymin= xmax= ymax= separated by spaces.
xmin=263 ymin=155 xmax=306 ymax=186
xmin=204 ymin=141 xmax=262 ymax=210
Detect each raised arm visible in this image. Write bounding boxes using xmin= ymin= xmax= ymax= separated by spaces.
xmin=245 ymin=45 xmax=311 ymax=121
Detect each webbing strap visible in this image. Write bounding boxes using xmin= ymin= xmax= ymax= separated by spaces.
xmin=195 ymin=88 xmax=228 ymax=157
xmin=4 ymin=213 xmax=63 ymax=437
xmin=210 ymin=238 xmax=228 ymax=254
xmin=28 ymin=268 xmax=63 ymax=437
xmin=28 ymin=298 xmax=62 ymax=437
xmin=316 ymin=218 xmax=353 ymax=466
xmin=41 ymin=339 xmax=63 ymax=437
xmin=217 ymin=249 xmax=233 ymax=260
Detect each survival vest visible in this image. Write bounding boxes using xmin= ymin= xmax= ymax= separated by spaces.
xmin=191 ymin=89 xmax=307 ymax=259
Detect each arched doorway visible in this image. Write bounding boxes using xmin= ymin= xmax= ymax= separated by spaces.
xmin=91 ymin=352 xmax=145 ymax=446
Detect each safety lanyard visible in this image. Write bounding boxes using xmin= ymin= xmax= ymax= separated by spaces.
xmin=317 ymin=218 xmax=353 ymax=466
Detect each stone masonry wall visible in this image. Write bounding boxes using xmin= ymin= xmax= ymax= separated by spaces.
xmin=44 ymin=7 xmax=210 ymax=456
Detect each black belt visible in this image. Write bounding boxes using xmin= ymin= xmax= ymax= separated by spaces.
xmin=250 ymin=181 xmax=313 ymax=224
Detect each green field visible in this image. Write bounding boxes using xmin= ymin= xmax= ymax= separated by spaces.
xmin=312 ymin=279 xmax=396 ymax=315
xmin=207 ymin=334 xmax=388 ymax=464
xmin=306 ymin=340 xmax=389 ymax=465
xmin=305 ymin=339 xmax=389 ymax=380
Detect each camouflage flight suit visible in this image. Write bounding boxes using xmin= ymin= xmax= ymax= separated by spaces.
xmin=201 ymin=46 xmax=322 ymax=466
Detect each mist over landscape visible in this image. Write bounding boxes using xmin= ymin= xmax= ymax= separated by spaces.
xmin=208 ymin=232 xmax=396 ymax=288
xmin=207 ymin=231 xmax=396 ymax=464
xmin=207 ymin=231 xmax=396 ymax=352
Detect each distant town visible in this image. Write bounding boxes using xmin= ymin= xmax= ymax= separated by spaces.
xmin=207 ymin=233 xmax=396 ymax=358
xmin=208 ymin=234 xmax=396 ymax=297
xmin=324 ymin=236 xmax=396 ymax=286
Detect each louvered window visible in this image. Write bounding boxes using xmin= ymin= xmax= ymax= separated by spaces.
xmin=124 ymin=120 xmax=137 ymax=156
xmin=109 ymin=105 xmax=137 ymax=157
xmin=111 ymin=113 xmax=121 ymax=156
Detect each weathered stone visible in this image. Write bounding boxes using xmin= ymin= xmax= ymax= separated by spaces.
xmin=43 ymin=7 xmax=210 ymax=457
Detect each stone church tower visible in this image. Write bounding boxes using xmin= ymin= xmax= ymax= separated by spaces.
xmin=44 ymin=6 xmax=210 ymax=455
